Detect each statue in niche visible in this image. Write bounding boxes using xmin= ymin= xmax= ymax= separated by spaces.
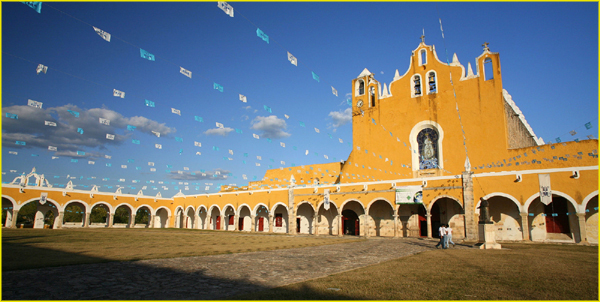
xmin=418 ymin=128 xmax=439 ymax=170
xmin=423 ymin=136 xmax=435 ymax=160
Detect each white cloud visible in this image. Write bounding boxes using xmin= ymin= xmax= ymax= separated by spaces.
xmin=329 ymin=108 xmax=352 ymax=128
xmin=204 ymin=127 xmax=234 ymax=136
xmin=2 ymin=104 xmax=176 ymax=153
xmin=250 ymin=115 xmax=290 ymax=139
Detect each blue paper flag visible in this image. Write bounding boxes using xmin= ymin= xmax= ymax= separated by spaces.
xmin=175 ymin=137 xmax=183 ymax=142
xmin=213 ymin=146 xmax=219 ymax=151
xmin=299 ymin=121 xmax=305 ymax=127
xmin=132 ymin=139 xmax=140 ymax=144
xmin=71 ymin=159 xmax=78 ymax=163
xmin=106 ymin=163 xmax=112 ymax=167
xmin=264 ymin=105 xmax=272 ymax=113
xmin=267 ymin=138 xmax=272 ymax=143
xmin=312 ymin=72 xmax=320 ymax=82
xmin=145 ymin=99 xmax=155 ymax=107
xmin=77 ymin=151 xmax=85 ymax=155
xmin=213 ymin=83 xmax=223 ymax=92
xmin=127 ymin=125 xmax=136 ymax=131
xmin=77 ymin=128 xmax=84 ymax=134
xmin=23 ymin=2 xmax=42 ymax=13
xmin=256 ymin=28 xmax=269 ymax=43
xmin=194 ymin=116 xmax=203 ymax=122
xmin=555 ymin=137 xmax=561 ymax=143
xmin=128 ymin=159 xmax=134 ymax=163
xmin=67 ymin=110 xmax=79 ymax=117
xmin=6 ymin=113 xmax=18 ymax=119
xmin=372 ymin=118 xmax=376 ymax=125
xmin=585 ymin=122 xmax=593 ymax=129
xmin=140 ymin=48 xmax=155 ymax=61
xmin=15 ymin=141 xmax=26 ymax=145
xmin=347 ymin=99 xmax=352 ymax=106
xmin=235 ymin=128 xmax=243 ymax=134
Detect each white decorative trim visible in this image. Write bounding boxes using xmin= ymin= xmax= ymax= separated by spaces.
xmin=114 ymin=202 xmax=135 ymax=215
xmin=523 ymin=190 xmax=579 ymax=214
xmin=472 ymin=166 xmax=598 ymax=179
xmin=270 ymin=202 xmax=289 ymax=214
xmin=411 ymin=74 xmax=423 ymax=98
xmin=90 ymin=201 xmax=114 ymax=214
xmin=339 ymin=199 xmax=366 ymax=214
xmin=477 ymin=192 xmax=523 ymax=214
xmin=502 ymin=89 xmax=543 ymax=145
xmin=428 ymin=195 xmax=461 ymax=212
xmin=581 ymin=191 xmax=599 ymax=213
xmin=365 ymin=198 xmax=394 ymax=216
xmin=425 ymin=70 xmax=438 ymax=95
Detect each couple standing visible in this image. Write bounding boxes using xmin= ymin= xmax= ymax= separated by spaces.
xmin=435 ymin=224 xmax=455 ymax=249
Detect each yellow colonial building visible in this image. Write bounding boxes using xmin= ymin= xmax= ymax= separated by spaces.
xmin=3 ymin=41 xmax=598 ymax=244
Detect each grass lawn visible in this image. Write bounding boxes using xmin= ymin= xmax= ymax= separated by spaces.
xmin=2 ymin=228 xmax=361 ymax=271
xmin=233 ymin=243 xmax=599 ymax=300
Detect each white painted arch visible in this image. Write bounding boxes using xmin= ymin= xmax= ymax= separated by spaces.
xmin=476 ymin=192 xmax=523 ymax=214
xmin=582 ymin=190 xmax=599 ymax=212
xmin=90 ymin=201 xmax=114 ymax=214
xmin=237 ymin=203 xmax=252 ymax=215
xmin=253 ymin=203 xmax=269 ymax=216
xmin=409 ymin=120 xmax=445 ymax=172
xmin=62 ymin=199 xmax=91 ymax=213
xmin=523 ymin=190 xmax=579 ymax=214
xmin=366 ymin=197 xmax=395 ymax=216
xmin=428 ymin=195 xmax=461 ymax=213
xmin=113 ymin=203 xmax=135 ymax=215
xmin=270 ymin=202 xmax=289 ymax=214
xmin=339 ymin=198 xmax=366 ymax=214
xmin=296 ymin=200 xmax=316 ymax=213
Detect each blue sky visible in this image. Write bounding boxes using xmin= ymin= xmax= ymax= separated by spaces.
xmin=2 ymin=2 xmax=598 ymax=196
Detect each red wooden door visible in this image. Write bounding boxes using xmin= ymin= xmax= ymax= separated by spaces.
xmin=229 ymin=215 xmax=234 ymax=226
xmin=258 ymin=217 xmax=264 ymax=232
xmin=238 ymin=217 xmax=244 ymax=231
xmin=216 ymin=216 xmax=221 ymax=230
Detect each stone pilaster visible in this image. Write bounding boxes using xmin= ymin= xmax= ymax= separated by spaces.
xmin=234 ymin=215 xmax=239 ymax=231
xmin=576 ymin=213 xmax=588 ymax=244
xmin=462 ymin=171 xmax=478 ymax=241
xmin=6 ymin=209 xmax=17 ymax=228
xmin=393 ymin=214 xmax=399 ymax=238
xmin=130 ymin=214 xmax=136 ymax=228
xmin=520 ymin=212 xmax=530 ymax=241
xmin=148 ymin=215 xmax=154 ymax=228
xmin=55 ymin=211 xmax=65 ymax=229
xmin=268 ymin=215 xmax=274 ymax=233
xmin=313 ymin=215 xmax=318 ymax=236
xmin=250 ymin=215 xmax=255 ymax=232
xmin=84 ymin=212 xmax=90 ymax=228
xmin=337 ymin=215 xmax=343 ymax=237
xmin=363 ymin=215 xmax=370 ymax=238
xmin=288 ymin=188 xmax=296 ymax=235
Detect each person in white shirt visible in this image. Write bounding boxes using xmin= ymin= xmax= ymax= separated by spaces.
xmin=435 ymin=225 xmax=446 ymax=249
xmin=445 ymin=224 xmax=455 ymax=247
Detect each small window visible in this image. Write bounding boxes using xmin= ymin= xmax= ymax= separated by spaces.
xmin=356 ymin=80 xmax=365 ymax=96
xmin=275 ymin=213 xmax=283 ymax=227
xmin=420 ymin=49 xmax=427 ymax=65
xmin=484 ymin=58 xmax=493 ymax=81
xmin=413 ymin=75 xmax=422 ymax=96
xmin=369 ymin=86 xmax=376 ymax=107
xmin=428 ymin=72 xmax=437 ymax=93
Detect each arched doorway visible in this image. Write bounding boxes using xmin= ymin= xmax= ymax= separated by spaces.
xmin=198 ymin=207 xmax=208 ymax=230
xmin=174 ymin=207 xmax=184 ymax=228
xmin=430 ymin=197 xmax=465 ymax=240
xmin=185 ymin=207 xmax=195 ymax=229
xmin=209 ymin=207 xmax=221 ymax=230
xmin=487 ymin=195 xmax=522 ymax=241
xmin=296 ymin=203 xmax=315 ymax=234
xmin=272 ymin=204 xmax=288 ymax=233
xmin=135 ymin=206 xmax=152 ymax=228
xmin=397 ymin=203 xmax=427 ymax=238
xmin=585 ymin=196 xmax=598 ymax=244
xmin=63 ymin=202 xmax=87 ymax=228
xmin=254 ymin=204 xmax=269 ymax=232
xmin=2 ymin=197 xmax=15 ymax=227
xmin=367 ymin=200 xmax=394 ymax=237
xmin=223 ymin=206 xmax=236 ymax=231
xmin=90 ymin=204 xmax=110 ymax=227
xmin=113 ymin=205 xmax=132 ymax=228
xmin=238 ymin=205 xmax=251 ymax=232
xmin=528 ymin=195 xmax=578 ymax=242
xmin=155 ymin=208 xmax=169 ymax=228
xmin=342 ymin=209 xmax=359 ymax=236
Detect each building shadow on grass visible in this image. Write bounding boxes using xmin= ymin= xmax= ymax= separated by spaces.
xmin=2 ymin=241 xmax=356 ymax=300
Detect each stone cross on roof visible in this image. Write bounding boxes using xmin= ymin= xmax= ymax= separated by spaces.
xmin=482 ymin=42 xmax=490 ymax=51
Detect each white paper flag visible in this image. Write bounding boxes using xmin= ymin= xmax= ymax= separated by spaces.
xmin=256 ymin=163 xmax=261 ymax=166
xmin=28 ymin=99 xmax=43 ymax=108
xmin=105 ymin=155 xmax=112 ymax=159
xmin=339 ymin=138 xmax=343 ymax=143
xmin=113 ymin=89 xmax=125 ymax=98
xmin=180 ymin=67 xmax=192 ymax=78
xmin=48 ymin=146 xmax=57 ymax=151
xmin=331 ymin=87 xmax=338 ymax=96
xmin=45 ymin=121 xmax=57 ymax=126
xmin=196 ymin=152 xmax=202 ymax=155
xmin=88 ymin=161 xmax=95 ymax=165
xmin=280 ymin=161 xmax=285 ymax=165
xmin=9 ymin=151 xmax=17 ymax=155
xmin=216 ymin=122 xmax=224 ymax=129
xmin=36 ymin=64 xmax=48 ymax=74
xmin=93 ymin=26 xmax=111 ymax=42
xmin=99 ymin=118 xmax=110 ymax=125
xmin=106 ymin=134 xmax=115 ymax=140
xmin=148 ymin=162 xmax=155 ymax=166
xmin=287 ymin=52 xmax=297 ymax=66
xmin=52 ymin=156 xmax=59 ymax=159
xmin=171 ymin=108 xmax=181 ymax=115
xmin=280 ymin=142 xmax=285 ymax=147
xmin=253 ymin=133 xmax=259 ymax=139
xmin=218 ymin=1 xmax=234 ymax=17
xmin=150 ymin=168 xmax=156 ymax=172
xmin=194 ymin=141 xmax=202 ymax=147
xmin=305 ymin=150 xmax=309 ymax=155
xmin=314 ymin=128 xmax=320 ymax=133
xmin=155 ymin=144 xmax=162 ymax=149
xmin=152 ymin=131 xmax=161 ymax=137
xmin=324 ymin=155 xmax=329 ymax=159
xmin=239 ymin=94 xmax=247 ymax=103
xmin=121 ymin=165 xmax=127 ymax=169
xmin=184 ymin=167 xmax=189 ymax=170
xmin=257 ymin=156 xmax=262 ymax=160
xmin=284 ymin=114 xmax=289 ymax=119
xmin=229 ymin=149 xmax=234 ymax=155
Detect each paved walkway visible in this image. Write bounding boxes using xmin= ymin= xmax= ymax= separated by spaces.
xmin=2 ymin=237 xmax=468 ymax=300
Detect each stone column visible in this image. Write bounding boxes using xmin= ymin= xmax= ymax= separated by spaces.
xmin=462 ymin=171 xmax=478 ymax=241
xmin=288 ymin=212 xmax=296 ymax=235
xmin=108 ymin=213 xmax=114 ymax=228
xmin=207 ymin=215 xmax=212 ymax=230
xmin=313 ymin=215 xmax=318 ymax=236
xmin=55 ymin=211 xmax=64 ymax=229
xmin=84 ymin=212 xmax=91 ymax=228
xmin=148 ymin=215 xmax=154 ymax=228
xmin=363 ymin=215 xmax=370 ymax=238
xmin=520 ymin=212 xmax=530 ymax=241
xmin=234 ymin=215 xmax=239 ymax=231
xmin=426 ymin=213 xmax=432 ymax=239
xmin=250 ymin=215 xmax=255 ymax=232
xmin=337 ymin=215 xmax=343 ymax=237
xmin=393 ymin=214 xmax=399 ymax=238
xmin=33 ymin=210 xmax=45 ymax=229
xmin=576 ymin=213 xmax=588 ymax=244
xmin=6 ymin=209 xmax=16 ymax=228
xmin=220 ymin=215 xmax=225 ymax=230
xmin=129 ymin=214 xmax=136 ymax=228
xmin=268 ymin=214 xmax=274 ymax=233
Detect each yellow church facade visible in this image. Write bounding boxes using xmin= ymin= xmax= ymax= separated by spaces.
xmin=3 ymin=42 xmax=598 ymax=244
